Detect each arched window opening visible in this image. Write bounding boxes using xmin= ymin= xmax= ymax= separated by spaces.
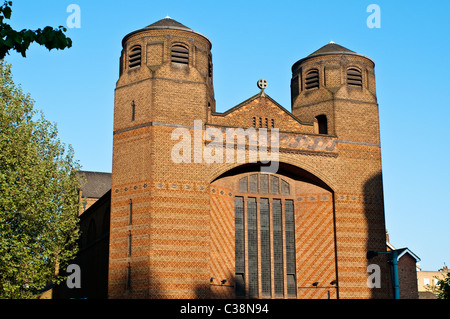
xmin=347 ymin=67 xmax=362 ymax=87
xmin=128 ymin=45 xmax=141 ymax=68
xmin=316 ymin=114 xmax=328 ymax=135
xmin=305 ymin=69 xmax=319 ymax=90
xmin=171 ymin=44 xmax=189 ymax=64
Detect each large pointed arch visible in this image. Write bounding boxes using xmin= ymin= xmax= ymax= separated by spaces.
xmin=209 ymin=161 xmax=338 ymax=299
xmin=210 ymin=161 xmax=334 ymax=193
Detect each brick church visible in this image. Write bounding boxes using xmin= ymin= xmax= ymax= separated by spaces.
xmin=55 ymin=17 xmax=393 ymax=299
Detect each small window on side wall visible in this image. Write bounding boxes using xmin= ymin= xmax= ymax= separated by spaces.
xmin=316 ymin=114 xmax=328 ymax=135
xmin=129 ymin=45 xmax=141 ymax=68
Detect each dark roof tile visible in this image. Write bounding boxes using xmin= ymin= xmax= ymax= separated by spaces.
xmin=308 ymin=42 xmax=355 ymax=57
xmin=77 ymin=171 xmax=112 ymax=199
xmin=146 ymin=17 xmax=191 ymax=31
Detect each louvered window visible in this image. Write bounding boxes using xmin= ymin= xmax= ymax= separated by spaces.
xmin=128 ymin=45 xmax=141 ymax=68
xmin=347 ymin=67 xmax=362 ymax=87
xmin=171 ymin=45 xmax=189 ymax=64
xmin=305 ymin=69 xmax=319 ymax=90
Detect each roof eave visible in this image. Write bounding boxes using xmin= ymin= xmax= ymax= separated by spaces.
xmin=292 ymin=51 xmax=375 ymax=72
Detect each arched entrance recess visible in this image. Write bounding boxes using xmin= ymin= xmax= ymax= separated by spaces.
xmin=209 ymin=162 xmax=338 ymax=299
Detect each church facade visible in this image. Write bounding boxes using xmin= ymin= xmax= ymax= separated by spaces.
xmin=73 ymin=17 xmax=391 ymax=299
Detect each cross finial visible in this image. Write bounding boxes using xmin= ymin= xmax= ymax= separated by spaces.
xmin=257 ymin=78 xmax=268 ymax=90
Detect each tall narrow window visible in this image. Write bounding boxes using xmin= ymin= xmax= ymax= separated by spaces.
xmin=129 ymin=199 xmax=133 ymax=225
xmin=347 ymin=67 xmax=362 ymax=87
xmin=235 ymin=197 xmax=245 ymax=296
xmin=285 ymin=200 xmax=297 ymax=297
xmin=316 ymin=114 xmax=328 ymax=135
xmin=171 ymin=45 xmax=189 ymax=64
xmin=119 ymin=54 xmax=124 ymax=76
xmin=305 ymin=69 xmax=319 ymax=90
xmin=131 ymin=101 xmax=135 ymax=122
xmin=128 ymin=45 xmax=141 ymax=68
xmin=273 ymin=199 xmax=284 ymax=297
xmin=235 ymin=174 xmax=296 ymax=298
xmin=127 ymin=230 xmax=132 ymax=257
xmin=260 ymin=198 xmax=271 ymax=297
xmin=247 ymin=197 xmax=258 ymax=298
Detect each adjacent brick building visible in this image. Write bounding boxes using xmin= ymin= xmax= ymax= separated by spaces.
xmin=62 ymin=17 xmax=394 ymax=299
xmin=386 ymin=240 xmax=420 ymax=299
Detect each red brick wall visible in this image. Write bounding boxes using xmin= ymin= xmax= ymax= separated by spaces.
xmin=398 ymin=254 xmax=419 ymax=299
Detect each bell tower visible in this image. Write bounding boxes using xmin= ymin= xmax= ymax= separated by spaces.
xmin=114 ymin=16 xmax=214 ymax=131
xmin=290 ymin=43 xmax=389 ymax=298
xmin=109 ymin=17 xmax=214 ymax=298
xmin=290 ymin=42 xmax=379 ymax=144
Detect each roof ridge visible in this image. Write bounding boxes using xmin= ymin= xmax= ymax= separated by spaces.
xmin=308 ymin=42 xmax=355 ymax=57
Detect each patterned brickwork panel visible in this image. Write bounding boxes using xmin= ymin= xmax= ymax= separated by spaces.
xmin=210 ymin=186 xmax=235 ymax=298
xmin=295 ymin=193 xmax=337 ymax=299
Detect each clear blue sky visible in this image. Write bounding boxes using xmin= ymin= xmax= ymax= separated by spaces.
xmin=4 ymin=0 xmax=449 ymax=272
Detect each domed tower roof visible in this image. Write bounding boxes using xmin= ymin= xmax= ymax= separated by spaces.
xmin=122 ymin=16 xmax=211 ymax=47
xmin=307 ymin=42 xmax=355 ymax=57
xmin=292 ymin=42 xmax=373 ymax=71
xmin=146 ymin=16 xmax=192 ymax=30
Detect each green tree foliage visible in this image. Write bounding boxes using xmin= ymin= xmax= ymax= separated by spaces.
xmin=433 ymin=272 xmax=450 ymax=299
xmin=0 ymin=60 xmax=81 ymax=298
xmin=0 ymin=1 xmax=72 ymax=58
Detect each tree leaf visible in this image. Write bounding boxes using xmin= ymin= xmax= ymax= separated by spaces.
xmin=0 ymin=61 xmax=81 ymax=298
